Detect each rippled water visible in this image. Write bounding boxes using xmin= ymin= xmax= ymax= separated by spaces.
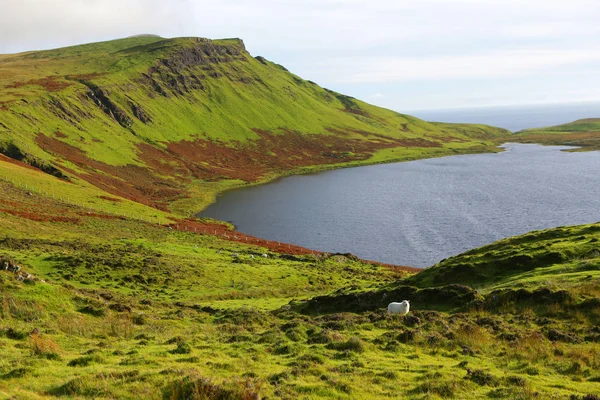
xmin=199 ymin=144 xmax=600 ymax=267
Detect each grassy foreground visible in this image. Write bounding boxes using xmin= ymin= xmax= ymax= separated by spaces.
xmin=2 ymin=164 xmax=600 ymax=399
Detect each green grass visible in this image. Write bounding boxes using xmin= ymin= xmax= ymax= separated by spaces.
xmin=507 ymin=118 xmax=600 ymax=151
xmin=1 ymin=35 xmax=509 ymax=216
xmin=1 ymin=35 xmax=599 ymax=399
xmin=407 ymin=223 xmax=600 ymax=293
xmin=1 ymin=180 xmax=600 ymax=399
xmin=519 ymin=118 xmax=600 ymax=134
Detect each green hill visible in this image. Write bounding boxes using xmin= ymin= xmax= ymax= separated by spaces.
xmin=1 ymin=36 xmax=508 ymax=214
xmin=1 ymin=37 xmax=598 ymax=399
xmin=520 ymin=118 xmax=600 ymax=134
xmin=407 ymin=223 xmax=600 ymax=291
xmin=511 ymin=118 xmax=600 ymax=151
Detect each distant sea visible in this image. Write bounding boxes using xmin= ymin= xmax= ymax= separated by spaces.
xmin=408 ymin=101 xmax=600 ymax=132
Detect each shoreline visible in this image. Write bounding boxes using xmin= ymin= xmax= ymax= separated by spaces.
xmin=193 ymin=140 xmax=599 ymax=268
xmin=186 ymin=141 xmax=507 ymax=269
xmin=193 ymin=141 xmax=505 ymax=215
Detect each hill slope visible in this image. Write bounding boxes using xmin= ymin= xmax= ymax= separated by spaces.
xmin=407 ymin=223 xmax=600 ymax=291
xmin=1 ymin=179 xmax=599 ymax=399
xmin=4 ymin=37 xmax=599 ymax=398
xmin=511 ymin=118 xmax=600 ymax=151
xmin=1 ymin=179 xmax=600 ymax=399
xmin=1 ymin=36 xmax=508 ymax=214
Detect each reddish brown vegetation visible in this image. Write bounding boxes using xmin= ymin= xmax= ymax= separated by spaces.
xmin=343 ymin=108 xmax=372 ymax=117
xmin=0 ymin=207 xmax=81 ymax=223
xmin=34 ymin=129 xmax=440 ymax=212
xmin=424 ymin=133 xmax=469 ymax=143
xmin=0 ymin=154 xmax=40 ymax=172
xmin=166 ymin=218 xmax=419 ymax=272
xmin=35 ymin=134 xmax=179 ymax=210
xmin=349 ymin=129 xmax=441 ymax=148
xmin=54 ymin=131 xmax=68 ymax=138
xmin=155 ymin=128 xmax=435 ymax=182
xmin=6 ymin=76 xmax=72 ymax=92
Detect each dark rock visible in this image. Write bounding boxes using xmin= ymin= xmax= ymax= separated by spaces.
xmin=397 ymin=329 xmax=421 ymax=344
xmin=403 ymin=315 xmax=421 ymax=327
xmin=130 ymin=102 xmax=152 ymax=123
xmin=255 ymin=56 xmax=268 ymax=65
xmin=109 ymin=303 xmax=132 ymax=313
xmin=79 ymin=81 xmax=133 ymax=128
xmin=545 ymin=328 xmax=581 ymax=343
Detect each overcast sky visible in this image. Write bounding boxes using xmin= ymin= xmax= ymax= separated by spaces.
xmin=1 ymin=0 xmax=599 ymax=111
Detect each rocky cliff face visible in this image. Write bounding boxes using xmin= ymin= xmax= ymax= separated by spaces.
xmin=142 ymin=39 xmax=248 ymax=97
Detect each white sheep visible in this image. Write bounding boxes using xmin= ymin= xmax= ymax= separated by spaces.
xmin=387 ymin=300 xmax=410 ymax=315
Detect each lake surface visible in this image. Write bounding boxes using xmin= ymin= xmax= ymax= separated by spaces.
xmin=199 ymin=144 xmax=600 ymax=268
xmin=409 ymin=101 xmax=600 ymax=132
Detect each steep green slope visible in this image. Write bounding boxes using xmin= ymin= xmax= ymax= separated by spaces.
xmin=407 ymin=223 xmax=600 ymax=292
xmin=511 ymin=118 xmax=600 ymax=151
xmin=1 ymin=36 xmax=508 ymax=214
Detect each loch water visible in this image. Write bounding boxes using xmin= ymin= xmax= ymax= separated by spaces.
xmin=199 ymin=144 xmax=600 ymax=268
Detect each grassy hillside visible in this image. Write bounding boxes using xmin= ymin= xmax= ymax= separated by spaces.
xmin=510 ymin=118 xmax=600 ymax=151
xmin=2 ymin=36 xmax=598 ymax=399
xmin=528 ymin=118 xmax=600 ymax=133
xmin=1 ymin=36 xmax=508 ymax=215
xmin=2 ymin=176 xmax=599 ymax=399
xmin=407 ymin=223 xmax=600 ymax=291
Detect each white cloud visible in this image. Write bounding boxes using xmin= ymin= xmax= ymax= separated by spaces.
xmin=313 ymin=48 xmax=600 ymax=84
xmin=0 ymin=0 xmax=599 ymax=108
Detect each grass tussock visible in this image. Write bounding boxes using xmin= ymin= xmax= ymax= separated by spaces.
xmin=164 ymin=374 xmax=261 ymax=400
xmin=30 ymin=334 xmax=61 ymax=360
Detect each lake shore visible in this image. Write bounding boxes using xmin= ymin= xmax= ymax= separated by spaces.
xmin=200 ymin=143 xmax=600 ymax=267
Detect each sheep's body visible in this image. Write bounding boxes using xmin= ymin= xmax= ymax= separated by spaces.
xmin=387 ymin=300 xmax=410 ymax=315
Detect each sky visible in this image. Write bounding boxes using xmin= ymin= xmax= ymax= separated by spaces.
xmin=1 ymin=0 xmax=599 ymax=111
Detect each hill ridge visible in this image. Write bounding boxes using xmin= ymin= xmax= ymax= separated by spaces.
xmin=1 ymin=36 xmax=509 ymax=214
